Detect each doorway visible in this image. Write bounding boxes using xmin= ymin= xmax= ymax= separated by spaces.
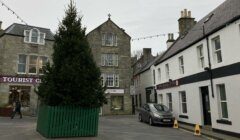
xmin=200 ymin=86 xmax=212 ymax=125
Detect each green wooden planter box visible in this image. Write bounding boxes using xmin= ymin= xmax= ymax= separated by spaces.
xmin=36 ymin=103 xmax=99 ymax=138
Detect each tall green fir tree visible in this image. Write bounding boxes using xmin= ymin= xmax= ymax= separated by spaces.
xmin=37 ymin=1 xmax=107 ymax=107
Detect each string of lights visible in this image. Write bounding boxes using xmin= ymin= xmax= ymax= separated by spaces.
xmin=0 ymin=0 xmax=28 ymax=25
xmin=131 ymin=32 xmax=179 ymax=41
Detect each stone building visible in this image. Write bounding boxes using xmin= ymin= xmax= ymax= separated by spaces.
xmin=0 ymin=22 xmax=54 ymax=115
xmin=87 ymin=17 xmax=132 ymax=115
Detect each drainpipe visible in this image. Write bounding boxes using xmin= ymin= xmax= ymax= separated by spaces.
xmin=203 ymin=25 xmax=214 ymax=98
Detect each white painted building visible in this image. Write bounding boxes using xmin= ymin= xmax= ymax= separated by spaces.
xmin=153 ymin=0 xmax=240 ymax=137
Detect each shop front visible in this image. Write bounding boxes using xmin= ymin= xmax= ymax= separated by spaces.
xmin=0 ymin=75 xmax=41 ymax=116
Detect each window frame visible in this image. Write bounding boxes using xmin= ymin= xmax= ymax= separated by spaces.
xmin=101 ymin=73 xmax=119 ymax=87
xmin=197 ymin=45 xmax=205 ymax=68
xmin=153 ymin=70 xmax=156 ymax=84
xmin=165 ymin=64 xmax=170 ymax=80
xmin=217 ymin=84 xmax=229 ymax=119
xmin=167 ymin=93 xmax=172 ymax=111
xmin=17 ymin=54 xmax=27 ymax=74
xmin=212 ymin=36 xmax=222 ymax=63
xmin=101 ymin=53 xmax=118 ymax=67
xmin=179 ymin=91 xmax=188 ymax=114
xmin=24 ymin=28 xmax=46 ymax=45
xmin=178 ymin=56 xmax=184 ymax=74
xmin=28 ymin=55 xmax=38 ymax=74
xmin=102 ymin=33 xmax=117 ymax=47
xmin=111 ymin=96 xmax=124 ymax=111
xmin=157 ymin=68 xmax=161 ymax=82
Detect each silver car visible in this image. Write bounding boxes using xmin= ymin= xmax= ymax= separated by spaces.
xmin=138 ymin=103 xmax=174 ymax=126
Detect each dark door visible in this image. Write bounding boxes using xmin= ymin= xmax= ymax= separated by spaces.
xmin=200 ymin=86 xmax=212 ymax=125
xmin=146 ymin=89 xmax=151 ymax=103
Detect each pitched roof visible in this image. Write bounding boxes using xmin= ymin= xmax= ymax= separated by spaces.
xmin=87 ymin=18 xmax=131 ymax=38
xmin=1 ymin=23 xmax=54 ymax=41
xmin=155 ymin=0 xmax=240 ymax=65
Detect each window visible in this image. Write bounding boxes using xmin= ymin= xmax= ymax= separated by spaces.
xmin=217 ymin=84 xmax=228 ymax=119
xmin=197 ymin=45 xmax=205 ymax=68
xmin=159 ymin=94 xmax=163 ymax=104
xmin=101 ymin=54 xmax=118 ymax=66
xmin=18 ymin=55 xmax=27 ymax=73
xmin=167 ymin=93 xmax=172 ymax=111
xmin=158 ymin=68 xmax=161 ymax=81
xmin=24 ymin=28 xmax=45 ymax=45
xmin=179 ymin=56 xmax=184 ymax=74
xmin=179 ymin=91 xmax=187 ymax=114
xmin=153 ymin=70 xmax=156 ymax=84
xmin=101 ymin=74 xmax=119 ymax=87
xmin=102 ymin=33 xmax=117 ymax=46
xmin=165 ymin=64 xmax=170 ymax=80
xmin=28 ymin=55 xmax=38 ymax=74
xmin=38 ymin=56 xmax=48 ymax=74
xmin=111 ymin=96 xmax=123 ymax=111
xmin=212 ymin=36 xmax=222 ymax=63
xmin=17 ymin=55 xmax=48 ymax=74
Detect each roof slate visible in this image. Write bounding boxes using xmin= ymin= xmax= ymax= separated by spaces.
xmin=155 ymin=0 xmax=240 ymax=65
xmin=2 ymin=23 xmax=54 ymax=41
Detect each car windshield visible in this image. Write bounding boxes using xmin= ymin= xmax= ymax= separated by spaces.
xmin=150 ymin=104 xmax=169 ymax=112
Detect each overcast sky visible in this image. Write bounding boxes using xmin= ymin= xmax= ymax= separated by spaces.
xmin=0 ymin=0 xmax=225 ymax=55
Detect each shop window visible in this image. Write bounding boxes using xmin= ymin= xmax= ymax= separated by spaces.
xmin=9 ymin=86 xmax=30 ymax=107
xmin=111 ymin=96 xmax=123 ymax=111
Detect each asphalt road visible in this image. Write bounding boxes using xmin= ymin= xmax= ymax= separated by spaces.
xmin=0 ymin=115 xmax=207 ymax=140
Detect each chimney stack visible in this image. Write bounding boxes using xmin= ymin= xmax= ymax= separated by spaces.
xmin=166 ymin=33 xmax=175 ymax=48
xmin=143 ymin=48 xmax=152 ymax=63
xmin=178 ymin=9 xmax=196 ymax=36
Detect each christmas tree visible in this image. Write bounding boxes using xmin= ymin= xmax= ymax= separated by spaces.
xmin=37 ymin=1 xmax=106 ymax=107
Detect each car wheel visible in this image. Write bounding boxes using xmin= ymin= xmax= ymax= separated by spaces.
xmin=149 ymin=117 xmax=154 ymax=126
xmin=139 ymin=114 xmax=143 ymax=122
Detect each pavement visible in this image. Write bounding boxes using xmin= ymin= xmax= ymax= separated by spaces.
xmin=0 ymin=115 xmax=208 ymax=140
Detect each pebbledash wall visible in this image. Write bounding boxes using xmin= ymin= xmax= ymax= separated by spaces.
xmin=87 ymin=18 xmax=132 ymax=115
xmin=0 ymin=23 xmax=54 ymax=115
xmin=153 ymin=0 xmax=240 ymax=136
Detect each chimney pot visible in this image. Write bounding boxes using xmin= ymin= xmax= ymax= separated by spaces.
xmin=181 ymin=11 xmax=184 ymax=17
xmin=188 ymin=11 xmax=191 ymax=17
xmin=184 ymin=9 xmax=187 ymax=17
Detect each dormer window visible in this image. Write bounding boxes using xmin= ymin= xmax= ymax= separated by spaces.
xmin=24 ymin=28 xmax=46 ymax=45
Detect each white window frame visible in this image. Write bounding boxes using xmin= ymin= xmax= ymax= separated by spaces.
xmin=178 ymin=56 xmax=184 ymax=74
xmin=101 ymin=74 xmax=119 ymax=87
xmin=28 ymin=55 xmax=38 ymax=74
xmin=197 ymin=45 xmax=205 ymax=68
xmin=17 ymin=54 xmax=27 ymax=74
xmin=24 ymin=28 xmax=46 ymax=45
xmin=157 ymin=68 xmax=161 ymax=82
xmin=212 ymin=36 xmax=222 ymax=63
xmin=159 ymin=94 xmax=163 ymax=104
xmin=153 ymin=70 xmax=156 ymax=84
xmin=167 ymin=93 xmax=172 ymax=111
xmin=217 ymin=84 xmax=229 ymax=119
xmin=101 ymin=54 xmax=118 ymax=67
xmin=38 ymin=56 xmax=48 ymax=75
xmin=102 ymin=33 xmax=117 ymax=46
xmin=165 ymin=64 xmax=170 ymax=80
xmin=179 ymin=91 xmax=187 ymax=114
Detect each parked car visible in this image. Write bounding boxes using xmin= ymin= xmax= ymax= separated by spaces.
xmin=138 ymin=103 xmax=174 ymax=126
